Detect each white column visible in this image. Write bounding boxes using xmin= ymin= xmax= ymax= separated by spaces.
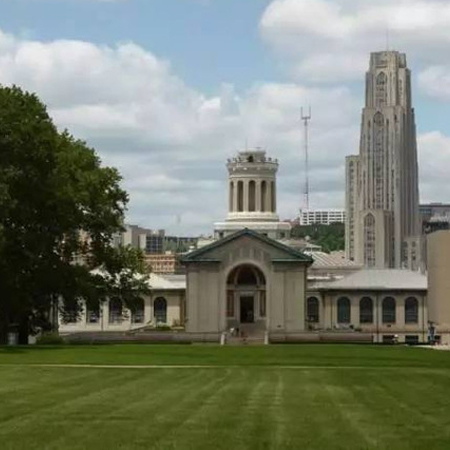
xmin=145 ymin=296 xmax=152 ymax=325
xmin=243 ymin=180 xmax=249 ymax=212
xmin=266 ymin=181 xmax=272 ymax=213
xmin=272 ymin=181 xmax=276 ymax=212
xmin=256 ymin=181 xmax=262 ymax=212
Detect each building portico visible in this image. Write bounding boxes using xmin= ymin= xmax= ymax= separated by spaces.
xmin=181 ymin=228 xmax=313 ymax=334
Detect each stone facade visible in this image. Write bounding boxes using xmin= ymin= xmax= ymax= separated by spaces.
xmin=59 ymin=274 xmax=186 ymax=334
xmin=308 ymin=269 xmax=428 ymax=343
xmin=427 ymin=231 xmax=450 ymax=344
xmin=346 ymin=51 xmax=420 ymax=268
xmin=182 ymin=229 xmax=312 ymax=334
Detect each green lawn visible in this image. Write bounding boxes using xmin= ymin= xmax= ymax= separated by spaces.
xmin=1 ymin=345 xmax=450 ymax=450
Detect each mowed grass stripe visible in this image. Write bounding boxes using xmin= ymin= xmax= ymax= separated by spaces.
xmin=0 ymin=369 xmax=201 ymax=450
xmin=1 ymin=344 xmax=450 ymax=368
xmin=1 ymin=346 xmax=450 ymax=449
xmin=45 ymin=369 xmax=232 ymax=450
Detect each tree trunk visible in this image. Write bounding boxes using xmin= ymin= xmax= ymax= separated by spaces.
xmin=18 ymin=317 xmax=29 ymax=345
xmin=0 ymin=321 xmax=7 ymax=345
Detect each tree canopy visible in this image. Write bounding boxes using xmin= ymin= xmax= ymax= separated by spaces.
xmin=0 ymin=85 xmax=149 ymax=343
xmin=291 ymin=222 xmax=345 ymax=253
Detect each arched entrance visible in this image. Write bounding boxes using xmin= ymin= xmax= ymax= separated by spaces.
xmin=226 ymin=264 xmax=266 ymax=328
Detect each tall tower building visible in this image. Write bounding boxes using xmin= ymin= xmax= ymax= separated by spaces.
xmin=346 ymin=51 xmax=420 ymax=268
xmin=214 ymin=149 xmax=291 ymax=240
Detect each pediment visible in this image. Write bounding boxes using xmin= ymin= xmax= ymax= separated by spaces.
xmin=182 ymin=228 xmax=312 ymax=264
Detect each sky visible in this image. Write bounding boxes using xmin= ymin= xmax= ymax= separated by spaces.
xmin=1 ymin=0 xmax=450 ymax=236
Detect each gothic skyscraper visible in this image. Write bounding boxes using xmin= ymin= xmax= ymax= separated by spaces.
xmin=345 ymin=51 xmax=420 ymax=268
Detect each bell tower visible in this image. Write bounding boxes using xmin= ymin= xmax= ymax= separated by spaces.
xmin=215 ymin=149 xmax=291 ymax=240
xmin=227 ymin=150 xmax=279 ymax=223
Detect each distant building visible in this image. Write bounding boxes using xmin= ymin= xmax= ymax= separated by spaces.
xmin=113 ymin=225 xmax=165 ymax=253
xmin=423 ymin=216 xmax=450 ymax=235
xmin=164 ymin=236 xmax=198 ymax=253
xmin=401 ymin=205 xmax=450 ymax=271
xmin=300 ymin=209 xmax=346 ymax=226
xmin=145 ymin=253 xmax=183 ymax=275
xmin=419 ymin=203 xmax=450 ymax=233
xmin=419 ymin=203 xmax=450 ymax=220
xmin=112 ymin=225 xmax=165 ymax=254
xmin=345 ymin=155 xmax=359 ymax=261
xmin=346 ymin=51 xmax=420 ymax=269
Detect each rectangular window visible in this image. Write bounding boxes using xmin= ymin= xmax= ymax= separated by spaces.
xmin=259 ymin=292 xmax=266 ymax=318
xmin=405 ymin=335 xmax=419 ymax=345
xmin=382 ymin=335 xmax=395 ymax=344
xmin=86 ymin=308 xmax=100 ymax=324
xmin=226 ymin=291 xmax=234 ymax=318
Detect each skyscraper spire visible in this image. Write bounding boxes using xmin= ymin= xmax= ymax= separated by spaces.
xmin=345 ymin=51 xmax=420 ymax=268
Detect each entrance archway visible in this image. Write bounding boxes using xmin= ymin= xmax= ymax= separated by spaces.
xmin=226 ymin=264 xmax=266 ymax=326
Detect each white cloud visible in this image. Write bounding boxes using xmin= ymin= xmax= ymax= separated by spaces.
xmin=418 ymin=66 xmax=450 ymax=101
xmin=418 ymin=132 xmax=450 ymax=203
xmin=0 ymin=24 xmax=448 ymax=234
xmin=260 ymin=0 xmax=450 ymax=83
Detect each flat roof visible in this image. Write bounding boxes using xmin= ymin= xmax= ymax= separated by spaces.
xmin=318 ymin=269 xmax=427 ymax=291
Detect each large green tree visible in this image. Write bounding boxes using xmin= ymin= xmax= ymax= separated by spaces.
xmin=0 ymin=85 xmax=148 ymax=343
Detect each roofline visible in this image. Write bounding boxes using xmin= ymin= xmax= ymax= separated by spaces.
xmin=181 ymin=228 xmax=314 ymax=264
xmin=319 ymin=288 xmax=427 ymax=293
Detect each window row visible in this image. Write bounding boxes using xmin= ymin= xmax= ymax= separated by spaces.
xmin=306 ymin=296 xmax=420 ymax=325
xmin=67 ymin=297 xmax=168 ymax=325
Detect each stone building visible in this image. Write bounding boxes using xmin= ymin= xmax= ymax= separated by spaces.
xmin=145 ymin=253 xmax=183 ymax=274
xmin=346 ymin=51 xmax=420 ymax=268
xmin=59 ymin=143 xmax=431 ymax=344
xmin=59 ymin=273 xmax=186 ymax=334
xmin=427 ymin=230 xmax=450 ymax=344
xmin=182 ymin=228 xmax=313 ymax=335
xmin=307 ymin=269 xmax=428 ymax=344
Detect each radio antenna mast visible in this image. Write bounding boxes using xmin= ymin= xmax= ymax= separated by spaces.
xmin=301 ymin=106 xmax=312 ymax=213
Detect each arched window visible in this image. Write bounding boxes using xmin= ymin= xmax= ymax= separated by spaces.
xmin=237 ymin=180 xmax=244 ymax=212
xmin=249 ymin=180 xmax=256 ymax=212
xmin=228 ymin=265 xmax=265 ymax=286
xmin=261 ymin=181 xmax=267 ymax=212
xmin=132 ymin=298 xmax=145 ymax=324
xmin=154 ymin=297 xmax=167 ymax=324
xmin=382 ymin=297 xmax=396 ymax=324
xmin=337 ymin=297 xmax=351 ymax=324
xmin=364 ymin=214 xmax=376 ymax=267
xmin=359 ymin=297 xmax=373 ymax=324
xmin=405 ymin=297 xmax=419 ymax=324
xmin=109 ymin=298 xmax=123 ymax=324
xmin=376 ymin=72 xmax=387 ymax=107
xmin=307 ymin=297 xmax=319 ymax=323
xmin=373 ymin=112 xmax=385 ymax=209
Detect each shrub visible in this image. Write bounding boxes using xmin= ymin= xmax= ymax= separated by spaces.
xmin=36 ymin=332 xmax=65 ymax=345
